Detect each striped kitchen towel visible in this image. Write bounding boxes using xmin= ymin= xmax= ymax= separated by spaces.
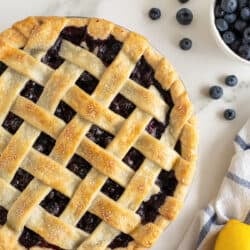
xmin=178 ymin=120 xmax=250 ymax=250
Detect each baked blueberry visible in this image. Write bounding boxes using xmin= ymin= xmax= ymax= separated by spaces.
xmin=215 ymin=18 xmax=229 ymax=32
xmin=221 ymin=0 xmax=238 ymax=13
xmin=243 ymin=27 xmax=250 ymax=42
xmin=176 ymin=8 xmax=193 ymax=25
xmin=224 ymin=13 xmax=237 ymax=23
xmin=238 ymin=44 xmax=250 ymax=59
xmin=178 ymin=0 xmax=189 ymax=3
xmin=179 ymin=38 xmax=192 ymax=50
xmin=215 ymin=5 xmax=225 ymax=18
xmin=234 ymin=20 xmax=247 ymax=32
xmin=224 ymin=109 xmax=236 ymax=120
xmin=240 ymin=7 xmax=250 ymax=20
xmin=225 ymin=75 xmax=238 ymax=87
xmin=222 ymin=31 xmax=236 ymax=44
xmin=149 ymin=8 xmax=161 ymax=20
xmin=209 ymin=86 xmax=223 ymax=99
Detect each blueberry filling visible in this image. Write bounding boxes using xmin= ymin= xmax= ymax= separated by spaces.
xmin=42 ymin=38 xmax=64 ymax=69
xmin=0 ymin=61 xmax=7 ymax=76
xmin=146 ymin=118 xmax=166 ymax=139
xmin=137 ymin=170 xmax=178 ymax=224
xmin=84 ymin=34 xmax=123 ymax=66
xmin=19 ymin=227 xmax=63 ymax=249
xmin=101 ymin=179 xmax=124 ymax=201
xmin=153 ymin=81 xmax=174 ymax=108
xmin=11 ymin=168 xmax=34 ymax=191
xmin=2 ymin=112 xmax=23 ymax=134
xmin=20 ymin=80 xmax=44 ymax=103
xmin=76 ymin=71 xmax=99 ymax=95
xmin=130 ymin=56 xmax=174 ymax=140
xmin=130 ymin=56 xmax=157 ymax=88
xmin=77 ymin=211 xmax=101 ymax=233
xmin=40 ymin=190 xmax=69 ymax=217
xmin=33 ymin=132 xmax=56 ymax=155
xmin=42 ymin=26 xmax=122 ymax=69
xmin=0 ymin=206 xmax=7 ymax=225
xmin=86 ymin=125 xmax=114 ymax=148
xmin=109 ymin=94 xmax=136 ymax=118
xmin=108 ymin=233 xmax=134 ymax=249
xmin=174 ymin=140 xmax=182 ymax=155
xmin=60 ymin=26 xmax=87 ymax=46
xmin=0 ymin=26 xmax=179 ymax=249
xmin=122 ymin=148 xmax=145 ymax=171
xmin=54 ymin=101 xmax=76 ymax=123
xmin=66 ymin=154 xmax=92 ymax=179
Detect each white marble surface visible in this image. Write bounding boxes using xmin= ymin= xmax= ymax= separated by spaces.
xmin=1 ymin=0 xmax=250 ymax=249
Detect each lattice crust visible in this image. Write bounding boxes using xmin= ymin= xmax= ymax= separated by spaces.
xmin=0 ymin=17 xmax=198 ymax=250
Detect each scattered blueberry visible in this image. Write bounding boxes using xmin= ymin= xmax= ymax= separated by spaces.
xmin=176 ymin=8 xmax=193 ymax=25
xmin=178 ymin=0 xmax=189 ymax=3
xmin=240 ymin=7 xmax=250 ymax=20
xmin=222 ymin=31 xmax=236 ymax=44
xmin=225 ymin=75 xmax=238 ymax=86
xmin=215 ymin=18 xmax=229 ymax=32
xmin=221 ymin=0 xmax=238 ymax=13
xmin=238 ymin=44 xmax=250 ymax=60
xmin=224 ymin=13 xmax=237 ymax=23
xmin=234 ymin=20 xmax=247 ymax=32
xmin=224 ymin=109 xmax=236 ymax=120
xmin=149 ymin=8 xmax=161 ymax=20
xmin=209 ymin=86 xmax=223 ymax=99
xmin=243 ymin=27 xmax=250 ymax=42
xmin=179 ymin=38 xmax=192 ymax=50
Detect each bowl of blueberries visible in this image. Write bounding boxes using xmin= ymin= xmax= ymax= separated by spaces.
xmin=212 ymin=0 xmax=250 ymax=63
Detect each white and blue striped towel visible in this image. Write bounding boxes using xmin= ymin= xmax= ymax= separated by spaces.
xmin=178 ymin=120 xmax=250 ymax=250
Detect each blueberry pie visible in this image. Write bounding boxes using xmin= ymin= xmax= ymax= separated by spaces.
xmin=0 ymin=17 xmax=197 ymax=249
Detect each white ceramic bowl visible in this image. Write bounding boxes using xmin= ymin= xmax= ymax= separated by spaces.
xmin=210 ymin=0 xmax=250 ymax=65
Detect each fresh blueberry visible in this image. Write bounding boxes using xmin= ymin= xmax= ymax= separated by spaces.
xmin=225 ymin=75 xmax=238 ymax=87
xmin=215 ymin=5 xmax=225 ymax=18
xmin=221 ymin=0 xmax=238 ymax=13
xmin=222 ymin=31 xmax=236 ymax=44
xmin=238 ymin=44 xmax=250 ymax=60
xmin=215 ymin=18 xmax=229 ymax=32
xmin=176 ymin=8 xmax=193 ymax=25
xmin=209 ymin=86 xmax=223 ymax=99
xmin=243 ymin=27 xmax=250 ymax=42
xmin=149 ymin=8 xmax=161 ymax=20
xmin=179 ymin=38 xmax=192 ymax=50
xmin=230 ymin=39 xmax=241 ymax=51
xmin=240 ymin=7 xmax=250 ymax=20
xmin=234 ymin=20 xmax=247 ymax=32
xmin=224 ymin=13 xmax=237 ymax=23
xmin=239 ymin=0 xmax=248 ymax=8
xmin=224 ymin=109 xmax=236 ymax=120
xmin=178 ymin=0 xmax=189 ymax=3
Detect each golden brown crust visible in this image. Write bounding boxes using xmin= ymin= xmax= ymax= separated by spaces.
xmin=0 ymin=16 xmax=198 ymax=250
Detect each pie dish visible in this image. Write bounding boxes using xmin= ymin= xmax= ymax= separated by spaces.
xmin=0 ymin=16 xmax=198 ymax=249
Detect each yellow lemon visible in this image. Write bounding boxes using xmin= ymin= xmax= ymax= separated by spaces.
xmin=214 ymin=219 xmax=250 ymax=250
